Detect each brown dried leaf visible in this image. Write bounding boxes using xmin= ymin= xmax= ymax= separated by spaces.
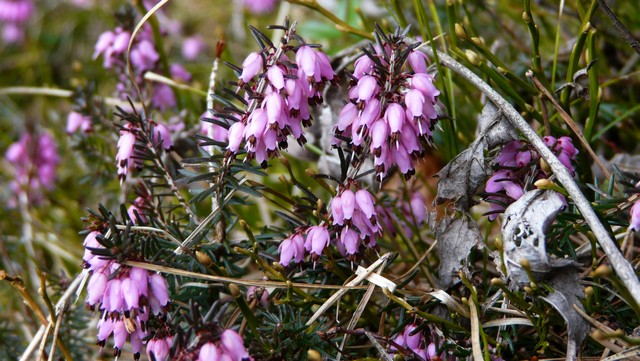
xmin=541 ymin=270 xmax=590 ymax=361
xmin=435 ymin=212 xmax=482 ymax=288
xmin=435 ymin=102 xmax=517 ymax=210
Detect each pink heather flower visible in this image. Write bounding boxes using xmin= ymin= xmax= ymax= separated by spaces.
xmin=105 ymin=278 xmax=124 ymax=312
xmin=121 ymin=277 xmax=142 ymax=309
xmin=355 ymin=189 xmax=376 ymax=220
xmin=201 ymin=117 xmax=230 ymax=143
xmin=295 ymin=45 xmax=334 ymax=83
xmin=223 ymin=30 xmax=333 ymax=166
xmin=127 ymin=196 xmax=148 ymax=224
xmin=370 ymin=119 xmax=389 ymax=153
xmin=86 ymin=270 xmax=108 ymax=305
xmin=408 ymin=50 xmax=430 ymax=74
xmin=2 ymin=22 xmax=23 ymax=43
xmin=182 ymin=35 xmax=206 ymax=60
xmin=148 ymin=273 xmax=170 ymax=314
xmin=93 ymin=31 xmax=114 ymax=58
xmin=403 ymin=324 xmax=422 ymax=351
xmin=0 ymin=0 xmax=33 ymax=23
xmin=385 ymin=102 xmax=405 ymax=134
xmin=410 ymin=73 xmax=440 ymax=103
xmin=220 ymin=329 xmax=250 ymax=361
xmin=331 ymin=195 xmax=345 ymax=226
xmin=495 ymin=141 xmax=520 ymax=167
xmin=170 ymin=63 xmax=192 ymax=82
xmin=116 ymin=124 xmax=139 ymax=182
xmin=336 ymin=36 xmax=439 ymax=181
xmin=151 ymin=120 xmax=173 ymax=150
xmin=151 ymin=84 xmax=176 ymax=110
xmin=353 ymin=55 xmax=374 ymax=78
xmin=97 ymin=318 xmax=116 ymax=343
xmin=247 ymin=286 xmax=269 ymax=308
xmin=112 ymin=320 xmax=128 ymax=349
xmin=227 ymin=122 xmax=246 ymax=153
xmin=304 ymin=225 xmax=330 ymax=258
xmin=198 ymin=342 xmax=221 ymax=361
xmin=263 ymin=92 xmax=284 ymax=125
xmin=405 ymin=89 xmax=425 ymax=119
xmin=267 ymin=65 xmax=285 ymax=90
xmin=129 ymin=267 xmax=149 ymax=296
xmin=6 ymin=133 xmax=59 ymax=203
xmin=149 ymin=337 xmax=171 ymax=361
xmin=485 ymin=170 xmax=524 ymax=200
xmin=359 ymin=98 xmax=382 ymax=130
xmin=66 ymin=111 xmax=92 ymax=134
xmin=630 ymin=200 xmax=640 ymax=232
xmin=409 ymin=191 xmax=427 ymax=225
xmin=278 ymin=233 xmax=305 ymax=265
xmin=240 ymin=52 xmax=263 ymax=83
xmin=332 ymin=187 xmax=381 ymax=257
xmin=242 ymin=0 xmax=278 ymax=14
xmin=515 ymin=148 xmax=532 ymax=167
xmin=337 ymin=102 xmax=358 ymax=132
xmin=93 ymin=28 xmax=131 ymax=68
xmin=130 ymin=39 xmax=159 ymax=72
xmin=340 ymin=227 xmax=360 ymax=256
xmin=357 ymin=75 xmax=379 ymax=101
xmin=340 ymin=190 xmax=356 ymax=221
xmin=83 ymin=231 xmax=109 ymax=270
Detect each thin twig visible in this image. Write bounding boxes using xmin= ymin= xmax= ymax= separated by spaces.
xmin=0 ymin=86 xmax=143 ymax=108
xmin=421 ymin=48 xmax=640 ymax=307
xmin=597 ymin=0 xmax=640 ymax=55
xmin=123 ymin=260 xmax=370 ymax=290
xmin=0 ymin=271 xmax=48 ymax=326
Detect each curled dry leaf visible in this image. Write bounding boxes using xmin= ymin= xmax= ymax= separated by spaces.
xmin=501 ymin=190 xmax=578 ymax=286
xmin=435 ymin=102 xmax=517 ymax=210
xmin=541 ymin=270 xmax=590 ymax=361
xmin=434 ymin=212 xmax=482 ymax=288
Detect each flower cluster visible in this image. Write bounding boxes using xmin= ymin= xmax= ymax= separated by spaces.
xmin=93 ymin=18 xmax=185 ymax=111
xmin=278 ymin=186 xmax=382 ymax=265
xmin=197 ymin=329 xmax=252 ymax=361
xmin=5 ymin=132 xmax=59 ymax=206
xmin=389 ymin=324 xmax=449 ymax=361
xmin=330 ymin=185 xmax=381 ymax=259
xmin=335 ymin=33 xmax=440 ymax=181
xmin=116 ymin=123 xmax=141 ymax=182
xmin=66 ymin=111 xmax=93 ymax=134
xmin=278 ymin=226 xmax=329 ymax=265
xmin=0 ymin=0 xmax=33 ymax=44
xmin=484 ymin=136 xmax=578 ymax=219
xmin=83 ymin=231 xmax=170 ymax=359
xmin=224 ymin=25 xmax=334 ymax=167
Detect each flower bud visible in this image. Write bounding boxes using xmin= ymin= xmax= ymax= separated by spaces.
xmin=455 ymin=23 xmax=468 ymax=40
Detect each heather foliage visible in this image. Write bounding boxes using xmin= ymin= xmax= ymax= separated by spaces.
xmin=2 ymin=1 xmax=640 ymax=361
